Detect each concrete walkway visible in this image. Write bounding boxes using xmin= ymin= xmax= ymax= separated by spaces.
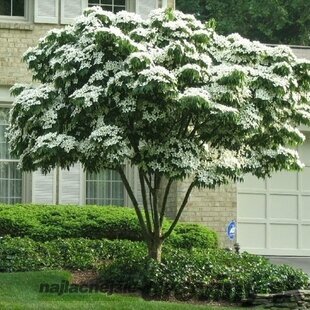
xmin=266 ymin=256 xmax=310 ymax=276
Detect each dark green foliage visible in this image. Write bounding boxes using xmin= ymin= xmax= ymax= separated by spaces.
xmin=0 ymin=204 xmax=144 ymax=241
xmin=166 ymin=223 xmax=218 ymax=250
xmin=0 ymin=236 xmax=146 ymax=272
xmin=0 ymin=204 xmax=218 ymax=249
xmin=1 ymin=234 xmax=308 ymax=302
xmin=176 ymin=0 xmax=310 ymax=45
xmin=99 ymin=249 xmax=310 ymax=302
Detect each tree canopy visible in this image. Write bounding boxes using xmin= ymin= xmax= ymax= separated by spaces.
xmin=8 ymin=7 xmax=310 ymax=260
xmin=176 ymin=0 xmax=310 ymax=46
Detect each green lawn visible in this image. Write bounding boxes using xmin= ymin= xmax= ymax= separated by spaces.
xmin=0 ymin=270 xmax=245 ymax=310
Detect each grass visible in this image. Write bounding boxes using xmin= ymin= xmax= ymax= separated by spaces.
xmin=0 ymin=270 xmax=245 ymax=310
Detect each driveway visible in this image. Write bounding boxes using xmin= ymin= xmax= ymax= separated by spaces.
xmin=266 ymin=256 xmax=310 ymax=276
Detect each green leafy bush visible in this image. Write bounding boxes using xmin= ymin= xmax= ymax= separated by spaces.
xmin=0 ymin=204 xmax=218 ymax=249
xmin=99 ymin=249 xmax=310 ymax=302
xmin=0 ymin=236 xmax=146 ymax=272
xmin=0 ymin=204 xmax=142 ymax=241
xmin=1 ymin=235 xmax=308 ymax=302
xmin=166 ymin=223 xmax=218 ymax=250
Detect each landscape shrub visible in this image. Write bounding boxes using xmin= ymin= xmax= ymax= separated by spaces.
xmin=166 ymin=223 xmax=218 ymax=250
xmin=0 ymin=204 xmax=218 ymax=249
xmin=0 ymin=204 xmax=142 ymax=241
xmin=99 ymin=249 xmax=310 ymax=302
xmin=0 ymin=236 xmax=146 ymax=272
xmin=1 ymin=235 xmax=308 ymax=302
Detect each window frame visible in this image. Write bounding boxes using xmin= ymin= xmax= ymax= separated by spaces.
xmin=88 ymin=0 xmax=128 ymax=13
xmin=0 ymin=103 xmax=27 ymax=204
xmin=84 ymin=168 xmax=127 ymax=206
xmin=0 ymin=0 xmax=33 ymax=23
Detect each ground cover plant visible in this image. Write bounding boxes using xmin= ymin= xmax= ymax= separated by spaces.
xmin=99 ymin=249 xmax=310 ymax=302
xmin=7 ymin=7 xmax=310 ymax=261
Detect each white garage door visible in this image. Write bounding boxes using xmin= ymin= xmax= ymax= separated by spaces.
xmin=237 ymin=134 xmax=310 ymax=256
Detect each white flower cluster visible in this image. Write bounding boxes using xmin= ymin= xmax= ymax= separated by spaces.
xmin=139 ymin=138 xmax=201 ymax=176
xmin=142 ymin=106 xmax=165 ymax=122
xmin=70 ymin=85 xmax=104 ymax=108
xmin=79 ymin=123 xmax=131 ymax=166
xmin=238 ymin=104 xmax=262 ymax=130
xmin=177 ymin=63 xmax=201 ymax=76
xmin=114 ymin=11 xmax=142 ymax=25
xmin=180 ymin=87 xmax=211 ymax=102
xmin=41 ymin=109 xmax=58 ymax=129
xmin=116 ymin=96 xmax=136 ymax=113
xmin=255 ymin=89 xmax=273 ymax=101
xmin=136 ymin=66 xmax=177 ymax=87
xmin=126 ymin=52 xmax=153 ymax=67
xmin=13 ymin=84 xmax=55 ymax=112
xmin=33 ymin=133 xmax=77 ymax=153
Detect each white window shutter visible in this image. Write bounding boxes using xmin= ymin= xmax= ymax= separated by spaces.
xmin=32 ymin=170 xmax=55 ymax=204
xmin=34 ymin=0 xmax=59 ymax=24
xmin=59 ymin=163 xmax=82 ymax=205
xmin=61 ymin=0 xmax=88 ymax=25
xmin=162 ymin=0 xmax=168 ymax=8
xmin=136 ymin=0 xmax=157 ymax=19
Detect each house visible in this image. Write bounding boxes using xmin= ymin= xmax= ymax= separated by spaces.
xmin=0 ymin=0 xmax=309 ymax=256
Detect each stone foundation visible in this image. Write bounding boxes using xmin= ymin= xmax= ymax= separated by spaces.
xmin=243 ymin=290 xmax=310 ymax=309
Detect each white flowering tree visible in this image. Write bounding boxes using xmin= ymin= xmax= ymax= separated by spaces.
xmin=8 ymin=7 xmax=310 ymax=261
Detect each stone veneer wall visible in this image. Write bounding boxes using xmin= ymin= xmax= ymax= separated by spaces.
xmin=0 ymin=23 xmax=61 ymax=86
xmin=165 ymin=179 xmax=237 ymax=248
xmin=244 ymin=290 xmax=310 ymax=309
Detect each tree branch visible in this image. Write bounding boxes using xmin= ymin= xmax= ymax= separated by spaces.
xmin=143 ymin=173 xmax=153 ymax=193
xmin=152 ymin=173 xmax=162 ymax=236
xmin=159 ymin=178 xmax=173 ymax=226
xmin=145 ymin=173 xmax=154 ymax=224
xmin=182 ymin=115 xmax=192 ymax=136
xmin=176 ymin=113 xmax=191 ymax=138
xmin=162 ymin=182 xmax=195 ymax=239
xmin=118 ymin=167 xmax=151 ymax=241
xmin=138 ymin=169 xmax=153 ymax=233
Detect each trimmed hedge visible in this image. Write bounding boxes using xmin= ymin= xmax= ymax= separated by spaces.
xmin=99 ymin=249 xmax=310 ymax=302
xmin=0 ymin=204 xmax=142 ymax=241
xmin=167 ymin=223 xmax=218 ymax=250
xmin=0 ymin=204 xmax=218 ymax=249
xmin=0 ymin=236 xmax=146 ymax=272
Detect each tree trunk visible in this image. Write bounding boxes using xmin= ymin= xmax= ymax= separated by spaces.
xmin=147 ymin=237 xmax=163 ymax=262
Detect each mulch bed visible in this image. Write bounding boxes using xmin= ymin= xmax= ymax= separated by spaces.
xmin=71 ymin=270 xmax=99 ymax=286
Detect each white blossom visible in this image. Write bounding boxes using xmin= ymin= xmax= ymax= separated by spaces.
xmin=7 ymin=6 xmax=310 ymax=187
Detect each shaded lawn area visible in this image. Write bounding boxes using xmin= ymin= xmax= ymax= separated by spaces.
xmin=0 ymin=270 xmax=245 ymax=310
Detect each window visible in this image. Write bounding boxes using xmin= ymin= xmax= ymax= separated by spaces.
xmin=0 ymin=0 xmax=25 ymax=17
xmin=88 ymin=0 xmax=126 ymax=13
xmin=86 ymin=169 xmax=124 ymax=205
xmin=0 ymin=107 xmax=22 ymax=204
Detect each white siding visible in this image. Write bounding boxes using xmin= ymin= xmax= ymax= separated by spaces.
xmin=32 ymin=170 xmax=55 ymax=204
xmin=61 ymin=0 xmax=88 ymax=24
xmin=59 ymin=163 xmax=82 ymax=204
xmin=136 ymin=0 xmax=157 ymax=19
xmin=34 ymin=0 xmax=59 ymax=24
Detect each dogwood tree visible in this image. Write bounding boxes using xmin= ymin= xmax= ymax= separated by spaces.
xmin=8 ymin=7 xmax=310 ymax=261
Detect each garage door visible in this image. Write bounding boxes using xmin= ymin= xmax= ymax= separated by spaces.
xmin=237 ymin=134 xmax=310 ymax=256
